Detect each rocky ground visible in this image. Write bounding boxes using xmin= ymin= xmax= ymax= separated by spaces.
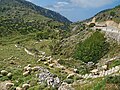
xmin=1 ymin=43 xmax=120 ymax=90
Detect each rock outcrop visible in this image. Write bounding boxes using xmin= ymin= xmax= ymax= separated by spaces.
xmin=36 ymin=67 xmax=61 ymax=88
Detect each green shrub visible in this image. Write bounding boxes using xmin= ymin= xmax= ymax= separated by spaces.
xmin=28 ymin=85 xmax=41 ymax=90
xmin=74 ymin=31 xmax=109 ymax=63
xmin=106 ymin=76 xmax=120 ymax=85
xmin=64 ymin=79 xmax=74 ymax=84
xmin=93 ymin=78 xmax=106 ymax=90
xmin=109 ymin=60 xmax=120 ymax=68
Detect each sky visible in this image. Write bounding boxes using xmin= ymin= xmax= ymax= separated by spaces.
xmin=26 ymin=0 xmax=120 ymax=22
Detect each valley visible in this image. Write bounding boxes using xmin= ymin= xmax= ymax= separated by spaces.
xmin=0 ymin=0 xmax=120 ymax=90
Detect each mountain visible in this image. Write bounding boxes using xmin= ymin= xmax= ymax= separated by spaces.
xmin=0 ymin=0 xmax=71 ymax=37
xmin=84 ymin=5 xmax=120 ymax=23
xmin=0 ymin=0 xmax=71 ymax=23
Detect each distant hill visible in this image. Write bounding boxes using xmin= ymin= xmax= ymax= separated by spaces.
xmin=0 ymin=0 xmax=71 ymax=37
xmin=0 ymin=0 xmax=71 ymax=23
xmin=84 ymin=5 xmax=120 ymax=23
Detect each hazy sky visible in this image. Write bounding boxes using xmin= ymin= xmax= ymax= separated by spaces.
xmin=26 ymin=0 xmax=120 ymax=22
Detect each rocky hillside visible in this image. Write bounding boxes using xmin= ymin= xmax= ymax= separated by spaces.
xmin=0 ymin=1 xmax=120 ymax=90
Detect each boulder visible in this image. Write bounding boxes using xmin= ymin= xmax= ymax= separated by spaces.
xmin=37 ymin=68 xmax=61 ymax=88
xmin=37 ymin=57 xmax=46 ymax=62
xmin=23 ymin=71 xmax=30 ymax=76
xmin=32 ymin=66 xmax=40 ymax=71
xmin=16 ymin=87 xmax=22 ymax=90
xmin=10 ymin=60 xmax=15 ymax=64
xmin=41 ymin=52 xmax=45 ymax=55
xmin=87 ymin=62 xmax=95 ymax=68
xmin=115 ymin=66 xmax=120 ymax=70
xmin=73 ymin=69 xmax=79 ymax=73
xmin=102 ymin=65 xmax=108 ymax=70
xmin=24 ymin=66 xmax=29 ymax=71
xmin=58 ymin=82 xmax=74 ymax=90
xmin=22 ymin=84 xmax=30 ymax=90
xmin=47 ymin=60 xmax=52 ymax=63
xmin=90 ymin=69 xmax=98 ymax=75
xmin=44 ymin=62 xmax=48 ymax=65
xmin=5 ymin=82 xmax=14 ymax=89
xmin=45 ymin=56 xmax=52 ymax=60
xmin=1 ymin=70 xmax=8 ymax=76
xmin=59 ymin=66 xmax=65 ymax=70
xmin=7 ymin=73 xmax=12 ymax=78
xmin=27 ymin=64 xmax=31 ymax=67
xmin=67 ymin=73 xmax=75 ymax=79
xmin=26 ymin=67 xmax=32 ymax=72
xmin=84 ymin=74 xmax=89 ymax=78
xmin=49 ymin=64 xmax=54 ymax=68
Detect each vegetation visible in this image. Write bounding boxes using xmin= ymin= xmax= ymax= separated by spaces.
xmin=84 ymin=4 xmax=120 ymax=23
xmin=0 ymin=0 xmax=120 ymax=90
xmin=106 ymin=76 xmax=120 ymax=85
xmin=0 ymin=0 xmax=71 ymax=23
xmin=74 ymin=31 xmax=110 ymax=63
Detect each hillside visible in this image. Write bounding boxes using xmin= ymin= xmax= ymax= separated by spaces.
xmin=0 ymin=1 xmax=120 ymax=90
xmin=85 ymin=5 xmax=120 ymax=23
xmin=0 ymin=0 xmax=71 ymax=23
xmin=0 ymin=0 xmax=71 ymax=37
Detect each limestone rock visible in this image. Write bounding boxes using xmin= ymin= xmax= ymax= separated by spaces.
xmin=22 ymin=84 xmax=30 ymax=90
xmin=102 ymin=65 xmax=108 ymax=70
xmin=58 ymin=82 xmax=74 ymax=90
xmin=90 ymin=69 xmax=98 ymax=75
xmin=38 ymin=68 xmax=61 ymax=88
xmin=7 ymin=73 xmax=12 ymax=78
xmin=67 ymin=73 xmax=75 ymax=79
xmin=16 ymin=87 xmax=22 ymax=90
xmin=23 ymin=71 xmax=30 ymax=76
xmin=32 ymin=66 xmax=40 ymax=71
xmin=26 ymin=67 xmax=32 ymax=72
xmin=5 ymin=82 xmax=14 ymax=89
xmin=49 ymin=64 xmax=54 ymax=68
xmin=1 ymin=70 xmax=8 ymax=76
xmin=44 ymin=62 xmax=48 ymax=65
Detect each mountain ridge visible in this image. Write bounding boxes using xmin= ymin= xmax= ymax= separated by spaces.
xmin=83 ymin=5 xmax=120 ymax=24
xmin=0 ymin=0 xmax=71 ymax=23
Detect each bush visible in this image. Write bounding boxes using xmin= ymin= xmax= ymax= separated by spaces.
xmin=110 ymin=11 xmax=116 ymax=17
xmin=106 ymin=76 xmax=120 ymax=85
xmin=74 ymin=31 xmax=109 ymax=63
xmin=64 ymin=79 xmax=74 ymax=84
